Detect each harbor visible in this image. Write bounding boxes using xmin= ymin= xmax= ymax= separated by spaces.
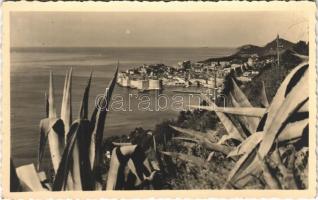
xmin=7 ymin=7 xmax=312 ymax=193
xmin=117 ymin=54 xmax=269 ymax=95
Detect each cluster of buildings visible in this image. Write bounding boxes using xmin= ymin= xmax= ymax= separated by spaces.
xmin=117 ymin=55 xmax=274 ymax=92
xmin=117 ymin=72 xmax=162 ymax=91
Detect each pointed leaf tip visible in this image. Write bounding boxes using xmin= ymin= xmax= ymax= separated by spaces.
xmin=90 ymin=68 xmax=118 ymax=180
xmin=48 ymin=71 xmax=57 ymax=119
xmin=260 ymin=81 xmax=269 ymax=107
xmin=61 ymin=69 xmax=72 ymax=136
xmin=79 ymin=72 xmax=93 ymax=119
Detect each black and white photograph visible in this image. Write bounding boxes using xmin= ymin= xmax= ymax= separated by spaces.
xmin=2 ymin=1 xmax=316 ymax=198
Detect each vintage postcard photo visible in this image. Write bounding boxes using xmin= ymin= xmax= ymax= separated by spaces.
xmin=1 ymin=1 xmax=316 ymax=198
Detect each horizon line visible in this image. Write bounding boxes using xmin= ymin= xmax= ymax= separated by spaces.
xmin=10 ymin=36 xmax=307 ymax=50
xmin=10 ymin=45 xmax=239 ymax=49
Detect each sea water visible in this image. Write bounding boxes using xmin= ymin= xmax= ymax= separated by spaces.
xmin=10 ymin=47 xmax=235 ymax=166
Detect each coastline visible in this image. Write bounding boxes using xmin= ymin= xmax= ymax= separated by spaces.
xmin=10 ymin=47 xmax=235 ymax=167
xmin=5 ymin=4 xmax=314 ymax=194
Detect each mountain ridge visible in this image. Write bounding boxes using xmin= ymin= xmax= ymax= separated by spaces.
xmin=203 ymin=37 xmax=307 ymax=63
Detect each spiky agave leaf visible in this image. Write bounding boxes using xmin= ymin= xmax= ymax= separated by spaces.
xmin=53 ymin=121 xmax=79 ymax=191
xmin=272 ymin=96 xmax=307 ymax=131
xmin=259 ymin=81 xmax=269 ymax=108
xmin=276 ymin=89 xmax=309 ymax=143
xmin=246 ymin=96 xmax=309 ymax=184
xmin=105 ymin=147 xmax=121 ymax=190
xmin=235 ymin=101 xmax=308 ymax=186
xmin=37 ymin=92 xmax=50 ymax=170
xmin=224 ymin=145 xmax=259 ymax=188
xmin=172 ymin=137 xmax=199 ymax=143
xmin=298 ymin=99 xmax=309 ymax=112
xmin=61 ymin=68 xmax=72 ymax=139
xmin=106 ymin=145 xmax=138 ymax=190
xmin=46 ymin=72 xmax=65 ymax=174
xmin=258 ymin=66 xmax=308 ymax=159
xmin=230 ymin=78 xmax=260 ymax=132
xmin=61 ymin=70 xmax=68 ymax=102
xmin=227 ymin=105 xmax=308 ymax=159
xmin=37 ymin=118 xmax=50 ymax=170
xmin=131 ymin=145 xmax=157 ymax=178
xmin=76 ymin=119 xmax=95 ymax=190
xmin=90 ymin=67 xmax=118 ymax=183
xmin=126 ymin=151 xmax=158 ymax=188
xmin=63 ymin=73 xmax=94 ymax=191
xmin=134 ymin=161 xmax=159 ymax=187
xmin=37 ymin=171 xmax=52 ymax=190
xmin=37 ymin=118 xmax=64 ymax=170
xmin=230 ymin=93 xmax=257 ymax=136
xmin=126 ymin=159 xmax=144 ymax=187
xmin=200 ymin=94 xmax=245 ymax=141
xmin=227 ymin=132 xmax=264 ymax=158
xmin=216 ymin=112 xmax=246 ymax=142
xmin=226 ymin=99 xmax=309 ymax=186
xmin=260 ymin=62 xmax=308 ymax=134
xmin=170 ymin=125 xmax=231 ymax=155
xmin=53 ymin=119 xmax=94 ymax=191
xmin=71 ymin=137 xmax=82 ymax=190
xmin=79 ymin=71 xmax=92 ymax=119
xmin=190 ymin=105 xmax=265 ymax=118
xmin=48 ymin=71 xmax=57 ymax=119
xmin=230 ymin=78 xmax=252 ymax=107
xmin=63 ymin=71 xmax=92 ymax=191
xmin=225 ymin=62 xmax=309 ymax=186
xmin=15 ymin=164 xmax=46 ymax=191
xmin=277 ymin=119 xmax=308 ymax=143
xmin=48 ymin=72 xmax=57 ymax=118
xmin=106 ymin=144 xmax=159 ymax=190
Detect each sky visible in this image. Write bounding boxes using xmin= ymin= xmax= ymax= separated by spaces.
xmin=10 ymin=11 xmax=308 ymax=48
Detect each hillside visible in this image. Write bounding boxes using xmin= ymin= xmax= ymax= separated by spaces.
xmin=233 ymin=44 xmax=262 ymax=57
xmin=203 ymin=37 xmax=307 ymax=63
xmin=260 ymin=37 xmax=295 ymax=56
xmin=292 ymin=40 xmax=309 ymax=55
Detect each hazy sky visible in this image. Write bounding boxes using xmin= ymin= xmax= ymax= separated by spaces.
xmin=10 ymin=11 xmax=308 ymax=47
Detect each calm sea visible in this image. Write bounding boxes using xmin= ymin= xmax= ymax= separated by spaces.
xmin=10 ymin=47 xmax=236 ymax=167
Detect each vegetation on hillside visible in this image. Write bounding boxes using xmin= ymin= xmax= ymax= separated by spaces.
xmin=10 ymin=37 xmax=310 ymax=191
xmin=99 ymin=38 xmax=309 ymax=190
xmin=203 ymin=38 xmax=308 ymax=63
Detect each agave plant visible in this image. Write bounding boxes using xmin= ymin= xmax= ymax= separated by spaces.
xmin=10 ymin=55 xmax=309 ymax=190
xmin=224 ymin=61 xmax=308 ymax=189
xmin=162 ymin=58 xmax=309 ymax=189
xmin=106 ymin=144 xmax=160 ymax=190
xmin=11 ymin=66 xmax=118 ymax=191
